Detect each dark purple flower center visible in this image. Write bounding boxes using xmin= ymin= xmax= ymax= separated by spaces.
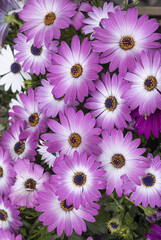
xmin=0 ymin=167 xmax=3 ymax=177
xmin=107 ymin=219 xmax=120 ymax=233
xmin=60 ymin=199 xmax=74 ymax=212
xmin=71 ymin=64 xmax=82 ymax=78
xmin=44 ymin=12 xmax=56 ymax=25
xmin=14 ymin=141 xmax=25 ymax=155
xmin=110 ymin=222 xmax=119 ymax=229
xmin=0 ymin=210 xmax=7 ymax=221
xmin=120 ymin=36 xmax=135 ymax=50
xmin=11 ymin=62 xmax=21 ymax=74
xmin=73 ymin=172 xmax=86 ymax=186
xmin=111 ymin=154 xmax=125 ymax=168
xmin=142 ymin=173 xmax=156 ymax=187
xmin=105 ymin=96 xmax=117 ymax=111
xmin=51 ymin=153 xmax=56 ymax=156
xmin=28 ymin=113 xmax=39 ymax=126
xmin=25 ymin=178 xmax=36 ymax=191
xmin=31 ymin=45 xmax=42 ymax=56
xmin=144 ymin=76 xmax=157 ymax=91
xmin=69 ymin=133 xmax=81 ymax=147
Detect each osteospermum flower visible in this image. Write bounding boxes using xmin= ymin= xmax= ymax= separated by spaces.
xmin=85 ymin=72 xmax=131 ymax=133
xmin=47 ymin=35 xmax=102 ymax=103
xmin=146 ymin=224 xmax=161 ymax=240
xmin=14 ymin=33 xmax=59 ymax=75
xmin=36 ymin=182 xmax=99 ymax=237
xmin=129 ymin=154 xmax=161 ymax=208
xmin=19 ymin=0 xmax=77 ymax=48
xmin=0 ymin=195 xmax=22 ymax=233
xmin=41 ymin=107 xmax=101 ymax=157
xmin=0 ymin=121 xmax=37 ymax=162
xmin=124 ymin=51 xmax=161 ymax=116
xmin=97 ymin=129 xmax=149 ymax=197
xmin=9 ymin=158 xmax=50 ymax=208
xmin=0 ymin=45 xmax=31 ymax=92
xmin=51 ymin=151 xmax=106 ymax=209
xmin=0 ymin=147 xmax=15 ymax=195
xmin=37 ymin=140 xmax=59 ymax=168
xmin=82 ymin=2 xmax=119 ymax=39
xmin=93 ymin=8 xmax=161 ymax=75
xmin=0 ymin=229 xmax=22 ymax=240
xmin=9 ymin=88 xmax=47 ymax=140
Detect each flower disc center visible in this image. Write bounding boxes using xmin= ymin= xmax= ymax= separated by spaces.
xmin=53 ymin=94 xmax=65 ymax=101
xmin=120 ymin=36 xmax=135 ymax=50
xmin=14 ymin=141 xmax=25 ymax=155
xmin=71 ymin=64 xmax=82 ymax=78
xmin=25 ymin=178 xmax=36 ymax=191
xmin=0 ymin=210 xmax=7 ymax=221
xmin=144 ymin=76 xmax=157 ymax=91
xmin=60 ymin=199 xmax=74 ymax=212
xmin=0 ymin=167 xmax=3 ymax=177
xmin=73 ymin=172 xmax=86 ymax=186
xmin=105 ymin=96 xmax=117 ymax=111
xmin=31 ymin=45 xmax=42 ymax=56
xmin=142 ymin=173 xmax=156 ymax=187
xmin=28 ymin=113 xmax=39 ymax=126
xmin=44 ymin=12 xmax=56 ymax=25
xmin=69 ymin=133 xmax=81 ymax=147
xmin=111 ymin=154 xmax=125 ymax=168
xmin=11 ymin=62 xmax=21 ymax=74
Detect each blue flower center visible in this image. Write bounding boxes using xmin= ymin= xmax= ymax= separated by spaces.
xmin=105 ymin=96 xmax=117 ymax=111
xmin=25 ymin=178 xmax=36 ymax=191
xmin=142 ymin=173 xmax=156 ymax=187
xmin=144 ymin=76 xmax=157 ymax=91
xmin=11 ymin=62 xmax=21 ymax=74
xmin=60 ymin=200 xmax=74 ymax=212
xmin=71 ymin=64 xmax=82 ymax=78
xmin=0 ymin=167 xmax=3 ymax=177
xmin=14 ymin=141 xmax=25 ymax=155
xmin=0 ymin=210 xmax=7 ymax=221
xmin=112 ymin=154 xmax=125 ymax=168
xmin=120 ymin=36 xmax=135 ymax=50
xmin=28 ymin=113 xmax=39 ymax=126
xmin=73 ymin=172 xmax=86 ymax=186
xmin=31 ymin=45 xmax=42 ymax=56
xmin=51 ymin=153 xmax=56 ymax=156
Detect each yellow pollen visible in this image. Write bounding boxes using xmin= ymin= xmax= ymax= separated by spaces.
xmin=142 ymin=173 xmax=156 ymax=187
xmin=120 ymin=36 xmax=135 ymax=50
xmin=69 ymin=133 xmax=81 ymax=147
xmin=0 ymin=167 xmax=3 ymax=177
xmin=28 ymin=113 xmax=39 ymax=127
xmin=144 ymin=76 xmax=157 ymax=91
xmin=53 ymin=94 xmax=65 ymax=101
xmin=71 ymin=64 xmax=82 ymax=78
xmin=104 ymin=96 xmax=117 ymax=111
xmin=14 ymin=141 xmax=25 ymax=155
xmin=73 ymin=172 xmax=86 ymax=187
xmin=0 ymin=210 xmax=7 ymax=221
xmin=25 ymin=178 xmax=36 ymax=191
xmin=60 ymin=200 xmax=74 ymax=212
xmin=44 ymin=12 xmax=56 ymax=26
xmin=111 ymin=154 xmax=125 ymax=168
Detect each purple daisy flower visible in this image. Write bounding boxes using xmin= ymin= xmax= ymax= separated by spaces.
xmin=0 ymin=120 xmax=37 ymax=162
xmin=0 ymin=147 xmax=15 ymax=195
xmin=51 ymin=151 xmax=106 ymax=210
xmin=9 ymin=88 xmax=47 ymax=140
xmin=14 ymin=33 xmax=59 ymax=75
xmin=0 ymin=195 xmax=22 ymax=233
xmin=124 ymin=51 xmax=161 ymax=116
xmin=9 ymin=158 xmax=50 ymax=208
xmin=93 ymin=8 xmax=161 ymax=76
xmin=85 ymin=72 xmax=131 ymax=133
xmin=36 ymin=182 xmax=99 ymax=237
xmin=41 ymin=107 xmax=101 ymax=157
xmin=19 ymin=0 xmax=77 ymax=48
xmin=47 ymin=35 xmax=102 ymax=103
xmin=129 ymin=153 xmax=161 ymax=208
xmin=82 ymin=2 xmax=119 ymax=39
xmin=146 ymin=224 xmax=161 ymax=240
xmin=0 ymin=229 xmax=22 ymax=240
xmin=97 ymin=129 xmax=149 ymax=197
xmin=35 ymin=79 xmax=77 ymax=118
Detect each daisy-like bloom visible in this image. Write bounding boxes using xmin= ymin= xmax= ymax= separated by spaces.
xmin=85 ymin=72 xmax=131 ymax=133
xmin=82 ymin=2 xmax=119 ymax=39
xmin=0 ymin=121 xmax=37 ymax=162
xmin=47 ymin=35 xmax=102 ymax=104
xmin=129 ymin=153 xmax=161 ymax=208
xmin=0 ymin=195 xmax=22 ymax=233
xmin=41 ymin=107 xmax=101 ymax=158
xmin=0 ymin=147 xmax=15 ymax=195
xmin=37 ymin=140 xmax=59 ymax=168
xmin=51 ymin=151 xmax=106 ymax=209
xmin=9 ymin=158 xmax=50 ymax=208
xmin=36 ymin=182 xmax=99 ymax=237
xmin=124 ymin=51 xmax=161 ymax=116
xmin=35 ymin=79 xmax=77 ymax=118
xmin=93 ymin=8 xmax=161 ymax=76
xmin=0 ymin=229 xmax=22 ymax=240
xmin=97 ymin=129 xmax=149 ymax=197
xmin=19 ymin=0 xmax=77 ymax=48
xmin=0 ymin=45 xmax=31 ymax=92
xmin=9 ymin=88 xmax=47 ymax=140
xmin=146 ymin=224 xmax=161 ymax=240
xmin=14 ymin=33 xmax=59 ymax=75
